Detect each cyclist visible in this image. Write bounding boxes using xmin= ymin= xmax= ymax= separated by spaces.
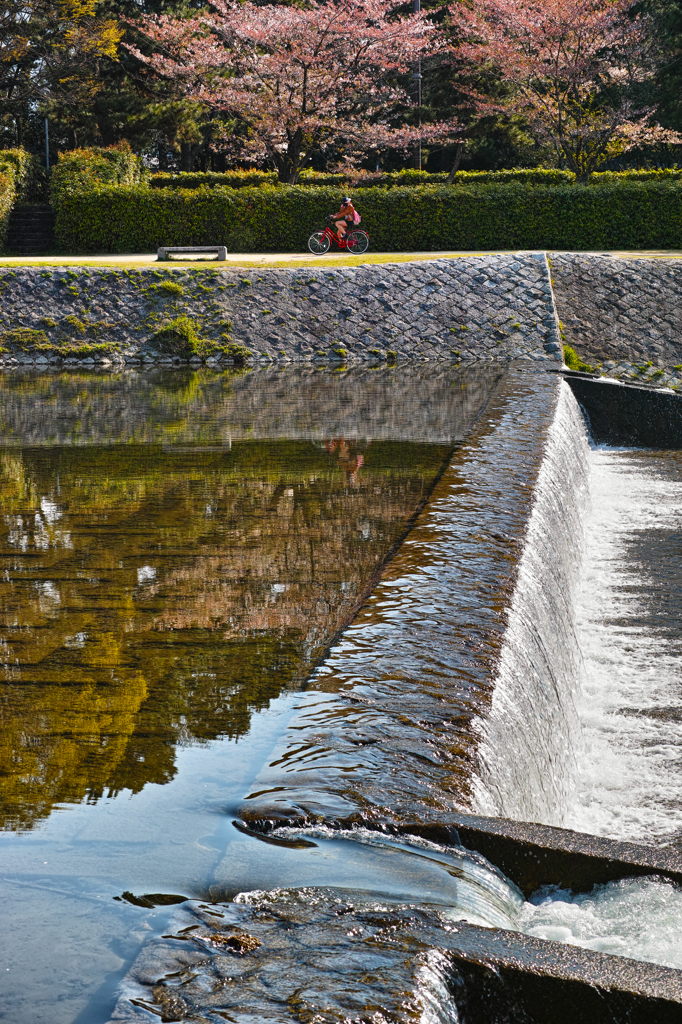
xmin=330 ymin=197 xmax=357 ymax=239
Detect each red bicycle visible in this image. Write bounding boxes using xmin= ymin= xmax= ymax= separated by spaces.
xmin=308 ymin=217 xmax=369 ymax=255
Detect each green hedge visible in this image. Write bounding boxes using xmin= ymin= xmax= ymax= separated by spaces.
xmin=150 ymin=167 xmax=577 ymax=190
xmin=0 ymin=148 xmax=36 ymax=199
xmin=53 ymin=180 xmax=682 ymax=253
xmin=0 ymin=148 xmax=36 ymax=251
xmin=50 ymin=143 xmax=144 ymax=203
xmin=0 ymin=171 xmax=15 ymax=252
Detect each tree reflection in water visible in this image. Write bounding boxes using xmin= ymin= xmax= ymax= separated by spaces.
xmin=0 ymin=436 xmax=452 ymax=831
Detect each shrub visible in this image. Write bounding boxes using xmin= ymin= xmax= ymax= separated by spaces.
xmin=563 ymin=345 xmax=593 ymax=372
xmin=0 ymin=172 xmax=15 ymax=252
xmin=151 ymin=314 xmax=249 ymax=362
xmin=50 ymin=142 xmax=144 ymax=204
xmin=590 ymin=168 xmax=682 ymax=183
xmin=152 ymin=314 xmax=205 ymax=356
xmin=149 ymin=166 xmax=575 ymax=190
xmin=151 ymin=170 xmax=280 ymax=190
xmin=0 ymin=149 xmax=36 ymax=200
xmin=0 ymin=148 xmax=39 ymax=251
xmin=53 ymin=179 xmax=682 ymax=254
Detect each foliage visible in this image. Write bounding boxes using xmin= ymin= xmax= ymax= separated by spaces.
xmin=452 ymin=0 xmax=682 ymax=180
xmin=590 ymin=166 xmax=682 ymax=180
xmin=0 ymin=148 xmax=36 ymax=251
xmin=149 ymin=167 xmax=579 ymax=189
xmin=0 ymin=148 xmax=36 ymax=199
xmin=0 ymin=0 xmax=122 ymax=150
xmin=129 ymin=0 xmax=463 ymax=184
xmin=53 ymin=178 xmax=682 ymax=253
xmin=49 ymin=142 xmax=144 ymax=202
xmin=0 ymin=172 xmax=13 ymax=252
xmin=151 ymin=313 xmax=248 ymax=361
xmin=563 ymin=344 xmax=594 ymax=371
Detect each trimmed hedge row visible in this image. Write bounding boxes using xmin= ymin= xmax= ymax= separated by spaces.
xmin=148 ymin=167 xmax=682 ymax=191
xmin=53 ymin=180 xmax=682 ymax=253
xmin=0 ymin=149 xmax=35 ymax=251
xmin=0 ymin=171 xmax=15 ymax=251
xmin=150 ymin=167 xmax=577 ymax=190
xmin=50 ymin=143 xmax=144 ymax=202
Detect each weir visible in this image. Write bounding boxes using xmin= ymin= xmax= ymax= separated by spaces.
xmin=2 ymin=362 xmax=682 ymax=1022
xmin=108 ymin=368 xmax=682 ymax=1021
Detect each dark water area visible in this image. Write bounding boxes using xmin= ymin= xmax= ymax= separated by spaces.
xmin=0 ymin=364 xmax=503 ymax=1023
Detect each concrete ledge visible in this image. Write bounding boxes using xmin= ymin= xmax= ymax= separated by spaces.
xmin=563 ymin=371 xmax=682 ymax=447
xmin=395 ymin=813 xmax=682 ymax=897
xmin=237 ymin=811 xmax=682 ymax=898
xmin=445 ymin=921 xmax=682 ymax=1024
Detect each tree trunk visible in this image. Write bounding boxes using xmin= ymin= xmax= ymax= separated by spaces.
xmin=446 ymin=142 xmax=464 ymax=183
xmin=158 ymin=142 xmax=169 ymax=171
xmin=180 ymin=142 xmax=201 ymax=172
xmin=275 ymin=152 xmax=302 ymax=183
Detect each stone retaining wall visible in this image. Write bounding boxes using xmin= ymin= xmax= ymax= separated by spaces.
xmin=3 ymin=252 xmax=682 ymax=376
xmin=551 ymin=253 xmax=682 ymax=387
xmin=0 ymin=254 xmax=561 ymax=368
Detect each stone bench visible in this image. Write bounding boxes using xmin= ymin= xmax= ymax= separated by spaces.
xmin=157 ymin=245 xmax=227 ymax=261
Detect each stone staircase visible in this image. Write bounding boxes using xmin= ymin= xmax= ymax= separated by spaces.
xmin=6 ymin=205 xmax=55 ymax=254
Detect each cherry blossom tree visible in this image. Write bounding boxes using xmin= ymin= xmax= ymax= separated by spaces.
xmin=129 ymin=0 xmax=465 ymax=183
xmin=451 ymin=0 xmax=681 ymax=180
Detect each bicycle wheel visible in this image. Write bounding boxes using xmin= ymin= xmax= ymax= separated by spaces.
xmin=346 ymin=230 xmax=369 ymax=255
xmin=308 ymin=231 xmax=331 ymax=255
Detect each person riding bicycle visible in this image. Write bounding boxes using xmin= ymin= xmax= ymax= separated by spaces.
xmin=330 ymin=197 xmax=357 ymax=239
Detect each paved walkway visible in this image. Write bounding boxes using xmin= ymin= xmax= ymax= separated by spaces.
xmin=2 ymin=249 xmax=682 ymax=269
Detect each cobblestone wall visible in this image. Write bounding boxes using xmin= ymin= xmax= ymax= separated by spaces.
xmin=551 ymin=253 xmax=682 ymax=387
xmin=0 ymin=254 xmax=561 ymax=368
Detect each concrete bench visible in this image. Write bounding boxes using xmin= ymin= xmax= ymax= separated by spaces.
xmin=157 ymin=246 xmax=227 ymax=261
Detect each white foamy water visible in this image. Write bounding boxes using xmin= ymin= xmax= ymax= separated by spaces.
xmin=470 ymin=381 xmax=682 ymax=971
xmin=564 ymin=444 xmax=682 ymax=844
xmin=471 ymin=383 xmax=589 ymax=824
xmin=521 ymin=875 xmax=682 ymax=969
xmin=474 ymin=381 xmax=682 ymax=848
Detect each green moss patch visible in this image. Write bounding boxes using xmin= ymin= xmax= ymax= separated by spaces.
xmin=2 ymin=328 xmax=50 ymax=350
xmin=1 ymin=324 xmax=121 ymax=358
xmin=152 ymin=280 xmax=185 ymax=297
xmin=563 ymin=344 xmax=593 ymax=373
xmin=151 ymin=315 xmax=250 ymax=364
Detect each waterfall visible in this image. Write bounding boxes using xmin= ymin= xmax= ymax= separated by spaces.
xmin=564 ymin=443 xmax=682 ymax=844
xmin=472 ymin=382 xmax=590 ymax=825
xmin=473 ymin=378 xmax=682 ymax=847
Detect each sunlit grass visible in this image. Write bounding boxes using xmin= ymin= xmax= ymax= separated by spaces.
xmin=0 ymin=249 xmax=511 ymax=271
xmin=2 ymin=248 xmax=682 ymax=271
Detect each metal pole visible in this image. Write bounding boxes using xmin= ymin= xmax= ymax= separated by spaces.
xmin=45 ymin=118 xmax=49 ymax=171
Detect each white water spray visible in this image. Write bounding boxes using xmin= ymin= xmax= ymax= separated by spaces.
xmin=474 ymin=380 xmax=682 ymax=848
xmin=472 ymin=383 xmax=590 ymax=824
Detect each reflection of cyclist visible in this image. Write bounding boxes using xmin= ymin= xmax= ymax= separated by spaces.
xmin=325 ymin=437 xmax=365 ymax=486
xmin=330 ymin=197 xmax=356 ymax=239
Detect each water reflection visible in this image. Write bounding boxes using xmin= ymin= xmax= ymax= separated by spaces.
xmin=0 ymin=438 xmax=454 ymax=830
xmin=0 ymin=366 xmax=500 ymax=833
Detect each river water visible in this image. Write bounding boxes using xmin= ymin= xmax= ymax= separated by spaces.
xmin=2 ymin=366 xmax=682 ymax=1023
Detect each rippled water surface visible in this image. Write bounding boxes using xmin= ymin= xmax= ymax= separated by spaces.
xmin=0 ymin=364 xmax=503 ymax=1023
xmin=6 ymin=366 xmax=680 ymax=1024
